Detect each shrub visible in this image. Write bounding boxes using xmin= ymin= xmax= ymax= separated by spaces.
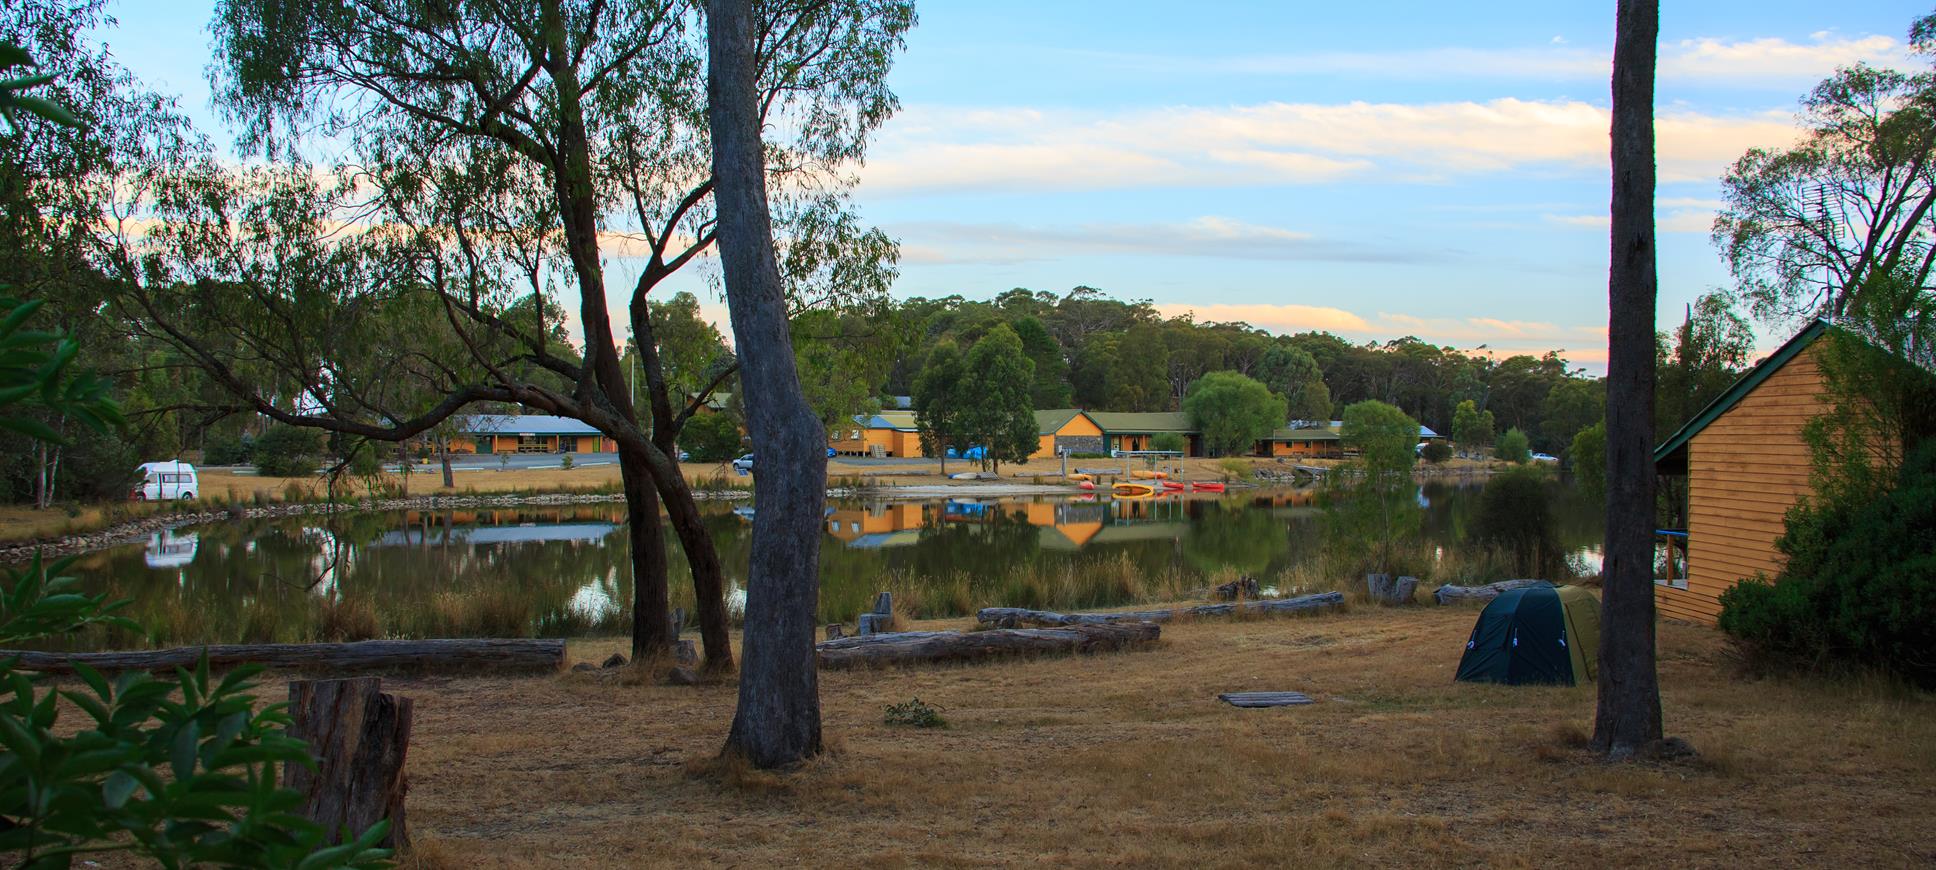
xmin=682 ymin=413 xmax=743 ymax=463
xmin=202 ymin=434 xmax=253 ymax=466
xmin=1151 ymin=432 xmax=1187 ymax=454
xmin=1494 ymin=427 xmax=1531 ymax=464
xmin=1718 ymin=441 xmax=1936 ymax=686
xmin=1569 ymin=421 xmax=1607 ymax=499
xmin=1420 ymin=441 xmax=1452 ymax=463
xmin=884 ymin=697 xmax=946 ymax=728
xmin=253 ymin=425 xmax=323 ymax=477
xmin=1469 ymin=467 xmax=1564 ymax=580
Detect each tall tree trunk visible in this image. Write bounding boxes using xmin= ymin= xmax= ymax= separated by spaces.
xmin=710 ymin=0 xmax=826 ymax=768
xmin=438 ymin=436 xmax=454 ymax=489
xmin=1594 ymin=0 xmax=1665 ymax=760
xmin=620 ymin=447 xmax=674 ymax=661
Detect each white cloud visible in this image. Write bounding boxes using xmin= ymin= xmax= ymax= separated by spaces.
xmin=1152 ymin=302 xmax=1369 ymax=334
xmin=860 ymin=99 xmax=1798 ymax=195
xmin=890 ymin=216 xmax=1445 ymax=265
xmin=1543 ymin=207 xmax=1717 ymax=234
xmin=1150 ymin=303 xmax=1609 ymax=365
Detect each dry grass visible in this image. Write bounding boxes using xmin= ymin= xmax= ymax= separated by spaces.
xmin=252 ymin=606 xmax=1933 ymax=868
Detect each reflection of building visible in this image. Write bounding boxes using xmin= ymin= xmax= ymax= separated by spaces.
xmin=826 ymin=502 xmax=926 ymax=545
xmin=373 ymin=523 xmax=618 ymax=547
xmin=143 ymin=530 xmax=198 ymax=569
xmin=448 ymin=415 xmax=619 ymax=454
xmin=826 ymin=497 xmax=1129 ymax=549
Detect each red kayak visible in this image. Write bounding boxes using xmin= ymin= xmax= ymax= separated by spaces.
xmin=1191 ymin=482 xmax=1226 ymax=493
xmin=1079 ymin=481 xmax=1096 ymax=491
xmin=1162 ymin=480 xmax=1187 ymax=491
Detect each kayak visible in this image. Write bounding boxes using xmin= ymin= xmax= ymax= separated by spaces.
xmin=1162 ymin=480 xmax=1187 ymax=491
xmin=1079 ymin=481 xmax=1096 ymax=491
xmin=1067 ymin=472 xmax=1093 ymax=482
xmin=1129 ymin=469 xmax=1168 ymax=480
xmin=1113 ymin=482 xmax=1157 ymax=497
xmin=1192 ymin=482 xmax=1226 ymax=493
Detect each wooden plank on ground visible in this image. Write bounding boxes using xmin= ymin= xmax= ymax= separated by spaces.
xmin=1219 ymin=691 xmax=1315 ymax=708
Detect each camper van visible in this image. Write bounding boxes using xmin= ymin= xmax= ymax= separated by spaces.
xmin=131 ymin=460 xmax=198 ymax=501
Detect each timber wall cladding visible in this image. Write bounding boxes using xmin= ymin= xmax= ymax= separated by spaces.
xmin=1669 ymin=345 xmax=1830 ymax=624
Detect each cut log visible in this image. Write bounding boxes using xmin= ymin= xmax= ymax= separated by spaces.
xmin=284 ymin=677 xmax=412 ymax=849
xmin=1433 ymin=578 xmax=1549 ymax=605
xmin=976 ymin=591 xmax=1344 ymax=628
xmin=0 ymin=638 xmax=565 ymax=675
xmin=1365 ymin=574 xmax=1419 ymax=605
xmin=815 ymin=622 xmax=1159 ymax=669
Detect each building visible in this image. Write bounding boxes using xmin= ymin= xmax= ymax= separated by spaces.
xmin=449 ymin=415 xmax=617 ymax=454
xmin=1256 ymin=424 xmax=1343 ymax=458
xmin=830 ymin=411 xmax=923 ymax=457
xmin=1651 ymin=320 xmax=1835 ymax=624
xmin=1087 ymin=411 xmax=1202 ymax=456
xmin=1032 ymin=409 xmax=1104 ymax=459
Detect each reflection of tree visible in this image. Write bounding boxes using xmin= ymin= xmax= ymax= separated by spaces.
xmin=1183 ymin=503 xmax=1288 ymax=575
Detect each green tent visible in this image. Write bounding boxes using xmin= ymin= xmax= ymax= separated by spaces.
xmin=1454 ymin=583 xmax=1600 ymax=686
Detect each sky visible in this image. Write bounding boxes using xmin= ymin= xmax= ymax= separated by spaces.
xmin=102 ymin=1 xmax=1930 ymax=372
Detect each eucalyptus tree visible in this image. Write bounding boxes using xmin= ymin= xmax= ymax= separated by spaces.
xmin=1714 ymin=10 xmax=1936 ymax=322
xmin=1596 ymin=0 xmax=1665 ymax=760
xmin=709 ymin=0 xmax=837 ymax=768
xmin=157 ymin=0 xmax=911 ymax=667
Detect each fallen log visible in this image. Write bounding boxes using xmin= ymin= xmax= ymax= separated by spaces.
xmin=815 ymin=622 xmax=1159 ymax=669
xmin=0 ymin=638 xmax=565 ymax=676
xmin=977 ymin=590 xmax=1345 ymax=628
xmin=285 ymin=677 xmax=412 ymax=849
xmin=1432 ymin=578 xmax=1548 ymax=605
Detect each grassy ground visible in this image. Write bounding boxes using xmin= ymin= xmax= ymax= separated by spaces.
xmin=253 ymin=604 xmax=1934 ymax=868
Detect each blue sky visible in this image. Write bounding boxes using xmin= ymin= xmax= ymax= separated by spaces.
xmin=103 ymin=1 xmax=1929 ymax=370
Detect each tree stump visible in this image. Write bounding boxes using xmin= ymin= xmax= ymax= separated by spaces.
xmin=1213 ymin=575 xmax=1260 ymax=600
xmin=825 ymin=623 xmax=846 ymax=640
xmin=284 ymin=677 xmax=412 ymax=849
xmin=1365 ymin=574 xmax=1418 ymax=605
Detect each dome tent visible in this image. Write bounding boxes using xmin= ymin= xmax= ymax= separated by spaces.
xmin=1455 ymin=582 xmax=1600 ymax=686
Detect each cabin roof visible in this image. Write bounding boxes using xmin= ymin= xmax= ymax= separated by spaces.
xmin=853 ymin=410 xmax=919 ymax=431
xmin=1653 ymin=319 xmax=1831 ymax=474
xmin=1033 ymin=408 xmax=1091 ymax=435
xmin=1087 ymin=411 xmax=1195 ymax=433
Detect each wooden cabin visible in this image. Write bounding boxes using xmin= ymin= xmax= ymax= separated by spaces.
xmin=830 ymin=411 xmax=923 ymax=457
xmin=1652 ymin=320 xmax=1833 ymax=624
xmin=1088 ymin=411 xmax=1201 ymax=456
xmin=1032 ymin=409 xmax=1104 ymax=459
xmin=450 ymin=414 xmax=618 ymax=454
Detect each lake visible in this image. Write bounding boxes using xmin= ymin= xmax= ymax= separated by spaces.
xmin=48 ymin=478 xmax=1602 ymax=649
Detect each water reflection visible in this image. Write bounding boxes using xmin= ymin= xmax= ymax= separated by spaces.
xmin=58 ymin=481 xmax=1601 ymax=649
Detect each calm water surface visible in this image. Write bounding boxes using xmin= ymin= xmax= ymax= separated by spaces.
xmin=53 ymin=480 xmax=1601 ymax=648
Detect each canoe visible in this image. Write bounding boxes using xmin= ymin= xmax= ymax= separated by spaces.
xmin=1129 ymin=469 xmax=1168 ymax=480
xmin=1112 ymin=482 xmax=1157 ymax=497
xmin=1161 ymin=480 xmax=1187 ymax=490
xmin=1192 ymin=482 xmax=1226 ymax=493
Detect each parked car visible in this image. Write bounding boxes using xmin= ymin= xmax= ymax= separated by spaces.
xmin=131 ymin=460 xmax=198 ymax=501
xmin=732 ymin=453 xmax=755 ymax=475
xmin=1530 ymin=452 xmax=1560 ymax=463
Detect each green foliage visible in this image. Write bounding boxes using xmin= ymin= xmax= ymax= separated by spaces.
xmin=1469 ymin=468 xmax=1565 ymax=580
xmin=0 ymin=555 xmax=393 ymax=867
xmin=1329 ymin=401 xmax=1422 ymax=576
xmin=1494 ymin=427 xmax=1531 ymax=464
xmin=0 ymin=39 xmax=81 ymax=132
xmin=682 ymin=413 xmax=743 ymax=464
xmin=1013 ymin=316 xmax=1070 ymax=409
xmin=882 ymin=697 xmax=946 ymax=728
xmin=1151 ymin=432 xmax=1187 ymax=454
xmin=1538 ymin=377 xmax=1603 ymax=454
xmin=958 ymin=325 xmax=1037 ymax=469
xmin=1183 ymin=371 xmax=1285 ymax=457
xmin=792 ymin=307 xmax=902 ymax=433
xmin=913 ymin=341 xmax=966 ymax=461
xmin=1420 ymin=441 xmax=1452 ymax=464
xmin=1718 ymin=441 xmax=1936 ymax=687
xmin=202 ymin=434 xmax=253 ymax=466
xmin=1256 ymin=344 xmax=1331 ymax=421
xmin=1450 ymin=399 xmax=1495 ymax=452
xmin=0 ymin=295 xmax=122 ymax=442
xmin=1570 ymin=421 xmax=1608 ymax=500
xmin=252 ymin=426 xmax=323 ymax=478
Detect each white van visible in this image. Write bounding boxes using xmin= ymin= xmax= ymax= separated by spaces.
xmin=132 ymin=460 xmax=198 ymax=501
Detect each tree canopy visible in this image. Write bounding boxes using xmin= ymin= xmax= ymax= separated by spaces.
xmin=1183 ymin=371 xmax=1286 ymax=457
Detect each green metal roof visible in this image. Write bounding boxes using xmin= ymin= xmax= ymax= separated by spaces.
xmin=1087 ymin=411 xmax=1195 ymax=434
xmin=1033 ymin=408 xmax=1092 ymax=436
xmin=1653 ymin=319 xmax=1830 ymax=473
xmin=1265 ymin=426 xmax=1340 ymax=442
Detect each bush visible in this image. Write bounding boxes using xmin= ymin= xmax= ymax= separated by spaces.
xmin=1420 ymin=441 xmax=1452 ymax=463
xmin=202 ymin=434 xmax=253 ymax=466
xmin=884 ymin=697 xmax=946 ymax=728
xmin=1151 ymin=432 xmax=1187 ymax=454
xmin=1469 ymin=467 xmax=1564 ymax=580
xmin=1494 ymin=427 xmax=1531 ymax=464
xmin=681 ymin=413 xmax=743 ymax=463
xmin=252 ymin=426 xmax=323 ymax=477
xmin=1718 ymin=441 xmax=1936 ymax=686
xmin=1569 ymin=421 xmax=1606 ymax=499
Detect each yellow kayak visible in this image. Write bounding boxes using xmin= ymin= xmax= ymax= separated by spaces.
xmin=1129 ymin=469 xmax=1168 ymax=480
xmin=1113 ymin=482 xmax=1157 ymax=497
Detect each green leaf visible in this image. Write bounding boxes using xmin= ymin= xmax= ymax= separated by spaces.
xmin=102 ymin=769 xmax=139 ymax=809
